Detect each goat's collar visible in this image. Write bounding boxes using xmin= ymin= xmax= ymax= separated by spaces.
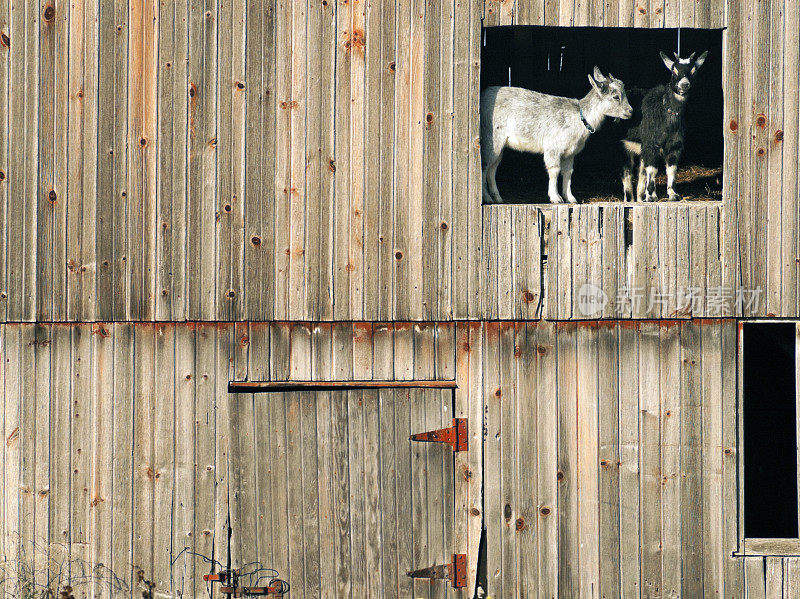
xmin=579 ymin=108 xmax=596 ymax=134
xmin=664 ymin=96 xmax=682 ymax=118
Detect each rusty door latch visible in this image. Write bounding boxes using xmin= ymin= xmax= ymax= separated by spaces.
xmin=203 ymin=571 xmax=288 ymax=597
xmin=407 ymin=553 xmax=467 ymax=588
xmin=409 ymin=418 xmax=468 ymax=452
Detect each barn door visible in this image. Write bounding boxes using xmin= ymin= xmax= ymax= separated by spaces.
xmin=225 ymin=386 xmax=459 ymax=598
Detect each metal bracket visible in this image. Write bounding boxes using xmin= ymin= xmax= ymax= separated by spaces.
xmin=204 ymin=570 xmax=287 ymax=597
xmin=409 ymin=418 xmax=468 ymax=452
xmin=407 ymin=553 xmax=467 ymax=588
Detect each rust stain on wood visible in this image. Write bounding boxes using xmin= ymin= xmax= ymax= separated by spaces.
xmin=6 ymin=426 xmax=19 ymax=446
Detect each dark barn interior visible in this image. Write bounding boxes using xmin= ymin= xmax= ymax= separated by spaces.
xmin=743 ymin=323 xmax=798 ymax=539
xmin=481 ymin=26 xmax=724 ymax=204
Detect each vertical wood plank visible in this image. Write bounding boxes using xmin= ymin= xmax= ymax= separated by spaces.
xmin=363 ymin=0 xmax=383 ymax=320
xmin=289 ymin=0 xmax=309 ymax=319
xmin=378 ymin=3 xmax=396 ymax=320
xmin=764 ymin=0 xmax=785 ymax=316
xmin=18 ymin=325 xmax=35 ymax=590
xmin=456 ymin=321 xmax=484 ymax=598
xmin=422 ymin=0 xmax=441 ymax=321
xmin=558 ymin=322 xmax=579 ymax=598
xmin=517 ymin=323 xmax=538 ymax=597
xmin=215 ymin=0 xmax=244 ymax=321
xmin=680 ymin=322 xmax=704 ymax=597
xmin=333 ymin=0 xmax=352 ymax=320
xmin=33 ymin=325 xmax=51 ymax=591
xmin=193 ymin=324 xmax=217 ymax=595
xmin=598 ymin=322 xmax=621 ymax=598
xmin=722 ymin=321 xmax=743 ymax=598
xmin=109 ymin=323 xmax=134 ymax=594
xmin=437 ymin=1 xmax=454 ymax=320
xmin=311 ymin=323 xmax=334 ymax=591
xmin=660 ymin=322 xmax=682 ymax=599
xmin=331 ymin=322 xmax=353 ymax=596
xmin=744 ymin=557 xmax=767 ymax=599
xmin=131 ymin=324 xmax=154 ymax=586
xmin=155 ymin=0 xmax=185 ymax=320
xmin=747 ymin=0 xmax=770 ymax=315
xmin=37 ymin=0 xmax=55 ymax=321
xmin=109 ymin=0 xmax=129 ymax=320
xmin=172 ymin=323 xmax=196 ymax=594
xmin=2 ymin=327 xmax=21 ymax=596
xmin=89 ymin=324 xmax=113 ymax=596
xmin=374 ymin=325 xmax=398 ymax=593
xmin=213 ymin=324 xmax=232 ymax=574
xmin=348 ymin=0 xmax=365 ymax=319
xmin=702 ymin=322 xmax=724 ymax=596
xmin=152 ymin=323 xmax=175 ymax=593
xmin=499 ymin=322 xmax=517 ymax=596
xmin=128 ymin=0 xmax=157 ymax=320
xmin=639 ymin=322 xmax=662 ymax=599
xmin=8 ymin=0 xmax=38 ymax=321
xmin=187 ymin=0 xmax=218 ymax=320
xmin=619 ymin=321 xmax=640 ymax=599
xmin=577 ymin=323 xmax=600 ymax=598
xmin=287 ymin=324 xmax=312 ymax=591
xmin=782 ymin=0 xmax=799 ymax=316
xmin=484 ymin=321 xmax=502 ymax=596
xmin=452 ymin=0 xmax=470 ymax=317
xmin=0 ymin=0 xmax=8 ymax=321
xmin=244 ymin=0 xmax=274 ymax=320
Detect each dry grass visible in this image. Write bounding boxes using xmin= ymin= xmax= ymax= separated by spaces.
xmin=494 ymin=163 xmax=723 ymax=204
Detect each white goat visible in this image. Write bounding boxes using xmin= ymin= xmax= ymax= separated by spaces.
xmin=481 ymin=67 xmax=633 ymax=204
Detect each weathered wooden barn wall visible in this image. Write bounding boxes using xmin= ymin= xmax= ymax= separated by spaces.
xmin=1 ymin=0 xmax=796 ymax=322
xmin=480 ymin=319 xmax=742 ymax=597
xmin=6 ymin=319 xmax=798 ymax=598
xmin=0 ymin=322 xmax=483 ymax=598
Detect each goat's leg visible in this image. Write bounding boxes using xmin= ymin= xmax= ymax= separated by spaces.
xmin=560 ymin=156 xmax=578 ymax=204
xmin=640 ymin=147 xmax=660 ymax=201
xmin=622 ymin=153 xmax=636 ymax=202
xmin=644 ymin=166 xmax=659 ymax=201
xmin=544 ymin=151 xmax=564 ymax=204
xmin=481 ymin=164 xmax=495 ymax=204
xmin=665 ymin=150 xmax=682 ymax=200
xmin=666 ymin=163 xmax=680 ymax=200
xmin=636 ymin=159 xmax=647 ymax=202
xmin=483 ymin=146 xmax=505 ymax=203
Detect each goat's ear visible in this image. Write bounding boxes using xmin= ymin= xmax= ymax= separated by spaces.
xmin=592 ymin=66 xmax=606 ymax=82
xmin=587 ymin=74 xmax=600 ymax=94
xmin=692 ymin=50 xmax=709 ymax=73
xmin=660 ymin=51 xmax=675 ymax=71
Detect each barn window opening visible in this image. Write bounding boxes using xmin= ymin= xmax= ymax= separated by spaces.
xmin=480 ymin=26 xmax=723 ymax=205
xmin=742 ymin=323 xmax=798 ymax=539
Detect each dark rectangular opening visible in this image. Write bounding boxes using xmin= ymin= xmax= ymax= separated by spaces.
xmin=480 ymin=26 xmax=724 ymax=204
xmin=743 ymin=323 xmax=798 ymax=538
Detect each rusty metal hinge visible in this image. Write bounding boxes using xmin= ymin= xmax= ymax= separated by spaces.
xmin=407 ymin=553 xmax=467 ymax=588
xmin=409 ymin=418 xmax=468 ymax=452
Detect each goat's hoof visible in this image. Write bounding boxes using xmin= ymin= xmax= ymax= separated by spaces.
xmin=565 ymin=195 xmax=578 ymax=204
xmin=668 ymin=191 xmax=681 ymax=201
xmin=549 ymin=195 xmax=565 ymax=204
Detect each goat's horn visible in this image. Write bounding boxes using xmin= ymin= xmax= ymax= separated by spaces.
xmin=673 ymin=51 xmax=680 ymax=61
xmin=689 ymin=51 xmax=696 ymax=61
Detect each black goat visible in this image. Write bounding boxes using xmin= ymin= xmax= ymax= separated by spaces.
xmin=620 ymin=50 xmax=708 ymax=201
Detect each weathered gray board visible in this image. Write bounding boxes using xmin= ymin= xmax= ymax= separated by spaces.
xmin=0 ymin=0 xmax=795 ymax=322
xmin=5 ymin=319 xmax=790 ymax=598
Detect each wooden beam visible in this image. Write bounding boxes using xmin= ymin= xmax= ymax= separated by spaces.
xmin=228 ymin=380 xmax=457 ymax=393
